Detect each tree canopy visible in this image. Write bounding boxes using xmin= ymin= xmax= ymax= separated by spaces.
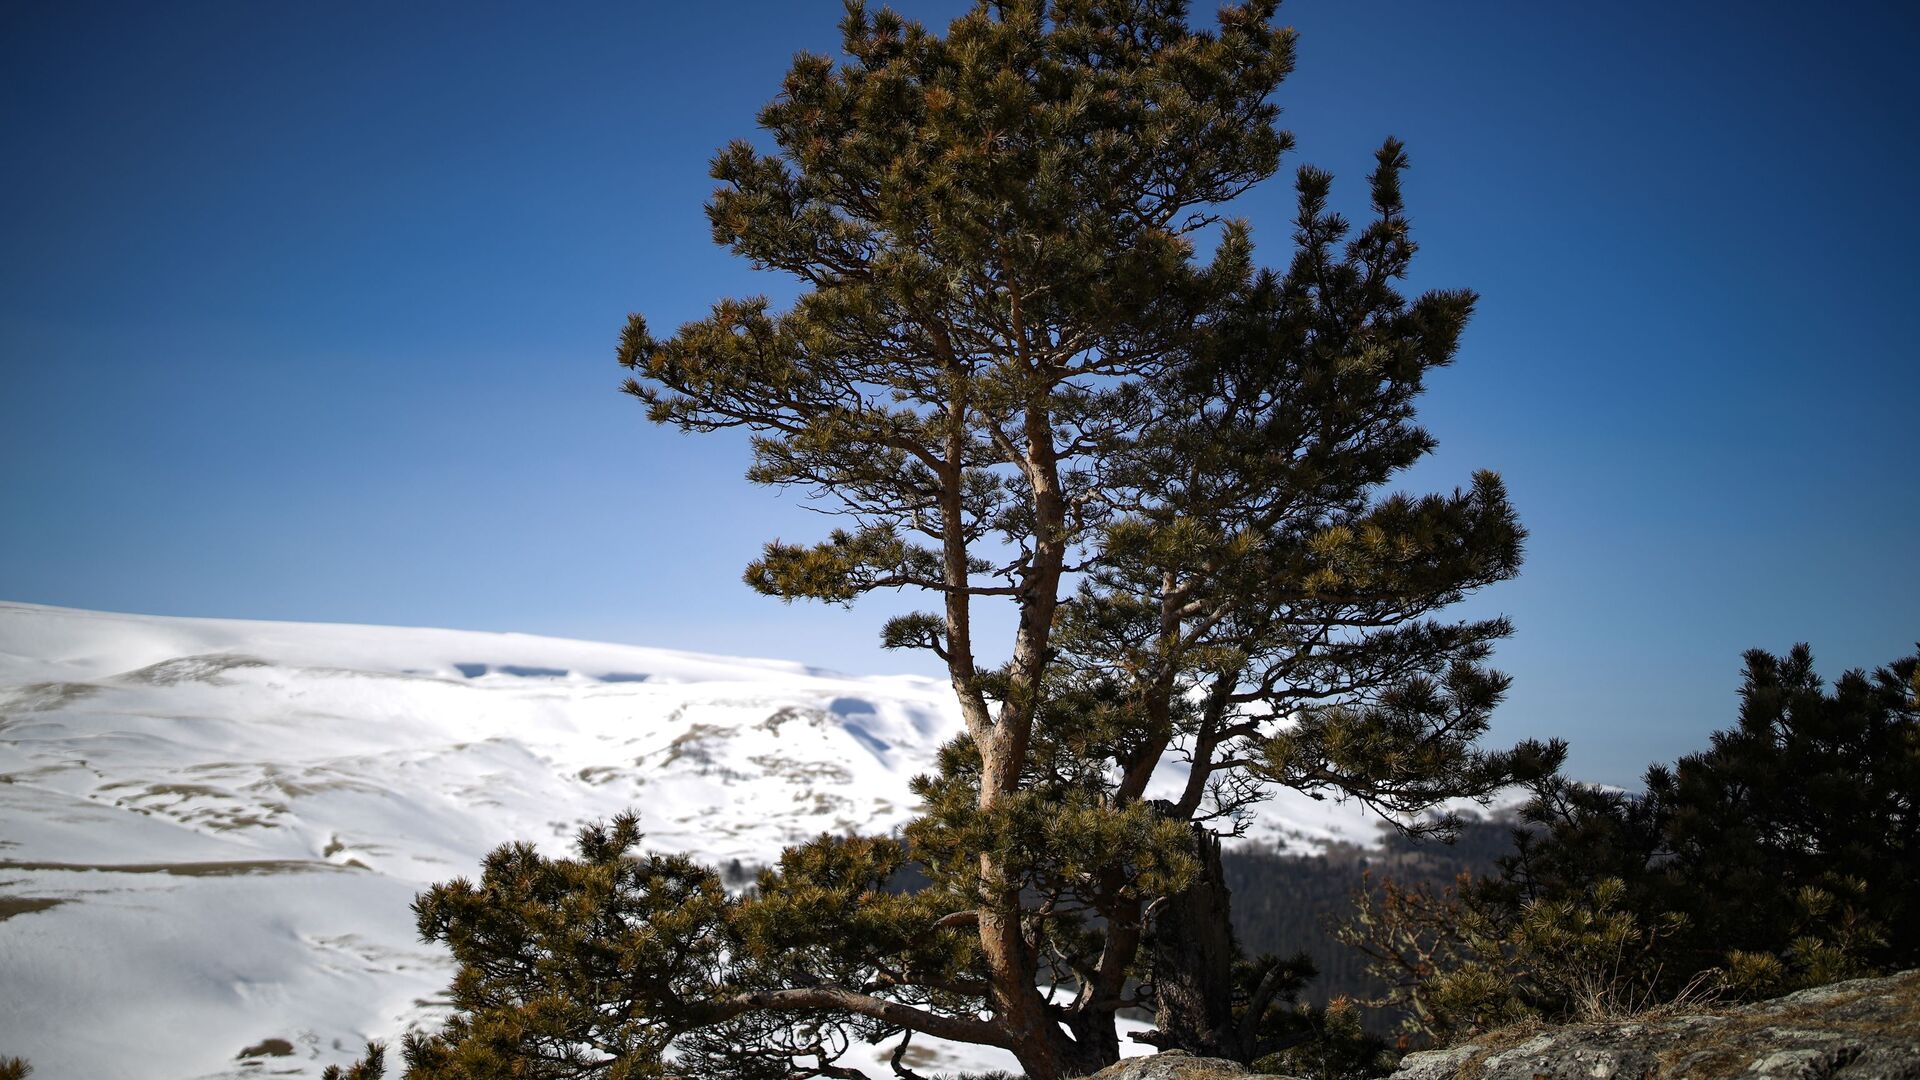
xmin=367 ymin=3 xmax=1551 ymax=1076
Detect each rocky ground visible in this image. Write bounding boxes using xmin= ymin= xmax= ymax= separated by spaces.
xmin=1094 ymin=970 xmax=1920 ymax=1080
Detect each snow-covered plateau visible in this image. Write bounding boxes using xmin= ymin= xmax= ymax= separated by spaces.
xmin=0 ymin=601 xmax=1382 ymax=1078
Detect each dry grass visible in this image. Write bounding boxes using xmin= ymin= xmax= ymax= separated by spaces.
xmin=1568 ymin=965 xmax=1727 ymax=1025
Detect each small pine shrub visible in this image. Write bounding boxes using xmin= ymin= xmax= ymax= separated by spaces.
xmin=321 ymin=1043 xmax=384 ymax=1080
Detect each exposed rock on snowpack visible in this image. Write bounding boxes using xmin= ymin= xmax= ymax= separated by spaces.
xmin=1389 ymin=969 xmax=1920 ymax=1080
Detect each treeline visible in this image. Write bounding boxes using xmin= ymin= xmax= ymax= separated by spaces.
xmin=1223 ymin=813 xmax=1520 ymax=1015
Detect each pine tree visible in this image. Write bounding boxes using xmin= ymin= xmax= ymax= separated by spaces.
xmin=367 ymin=4 xmax=1549 ymax=1076
xmin=1346 ymin=644 xmax=1920 ymax=1041
xmin=1499 ymin=644 xmax=1920 ymax=994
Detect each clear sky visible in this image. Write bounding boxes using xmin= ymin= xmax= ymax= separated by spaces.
xmin=2 ymin=2 xmax=1914 ymax=786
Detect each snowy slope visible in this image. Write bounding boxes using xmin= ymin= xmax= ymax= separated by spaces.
xmin=0 ymin=602 xmax=1379 ymax=1078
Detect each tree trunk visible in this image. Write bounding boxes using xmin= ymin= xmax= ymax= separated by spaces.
xmin=1006 ymin=1027 xmax=1108 ymax=1080
xmin=1143 ymin=822 xmax=1250 ymax=1061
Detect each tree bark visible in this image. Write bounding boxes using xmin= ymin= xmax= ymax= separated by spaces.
xmin=1143 ymin=821 xmax=1247 ymax=1060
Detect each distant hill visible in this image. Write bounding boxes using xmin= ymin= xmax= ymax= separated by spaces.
xmin=0 ymin=601 xmax=1403 ymax=1077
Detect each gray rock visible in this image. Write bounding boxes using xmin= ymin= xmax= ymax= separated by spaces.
xmin=1387 ymin=970 xmax=1920 ymax=1080
xmin=1088 ymin=1049 xmax=1287 ymax=1080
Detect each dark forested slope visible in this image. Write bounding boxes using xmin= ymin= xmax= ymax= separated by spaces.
xmin=1224 ymin=813 xmax=1521 ymax=1007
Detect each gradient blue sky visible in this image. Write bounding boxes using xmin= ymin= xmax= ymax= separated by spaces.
xmin=2 ymin=2 xmax=1914 ymax=785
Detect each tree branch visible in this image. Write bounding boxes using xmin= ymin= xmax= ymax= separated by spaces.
xmin=716 ymin=987 xmax=1011 ymax=1048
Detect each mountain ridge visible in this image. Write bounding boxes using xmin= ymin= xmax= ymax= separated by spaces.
xmin=0 ymin=601 xmax=1379 ymax=1078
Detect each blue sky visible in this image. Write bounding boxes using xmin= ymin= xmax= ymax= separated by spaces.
xmin=2 ymin=2 xmax=1914 ymax=786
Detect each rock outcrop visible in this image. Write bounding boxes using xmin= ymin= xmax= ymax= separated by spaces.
xmin=1390 ymin=970 xmax=1920 ymax=1079
xmin=1089 ymin=1050 xmax=1279 ymax=1080
xmin=1092 ymin=972 xmax=1920 ymax=1080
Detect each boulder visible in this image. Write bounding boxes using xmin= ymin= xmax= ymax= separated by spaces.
xmin=1089 ymin=1049 xmax=1293 ymax=1080
xmin=1389 ymin=970 xmax=1920 ymax=1079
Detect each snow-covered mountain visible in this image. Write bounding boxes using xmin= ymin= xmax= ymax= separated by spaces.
xmin=0 ymin=602 xmax=1379 ymax=1078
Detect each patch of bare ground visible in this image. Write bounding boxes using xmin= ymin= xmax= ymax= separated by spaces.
xmin=656 ymin=722 xmax=735 ymax=767
xmin=235 ymin=1037 xmax=295 ymax=1058
xmin=0 ymin=858 xmax=364 ymax=877
xmin=749 ymin=754 xmax=853 ymax=784
xmin=1 ymin=681 xmax=102 ymax=713
xmin=114 ymin=653 xmax=268 ymax=686
xmin=0 ymin=896 xmax=67 ymax=920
